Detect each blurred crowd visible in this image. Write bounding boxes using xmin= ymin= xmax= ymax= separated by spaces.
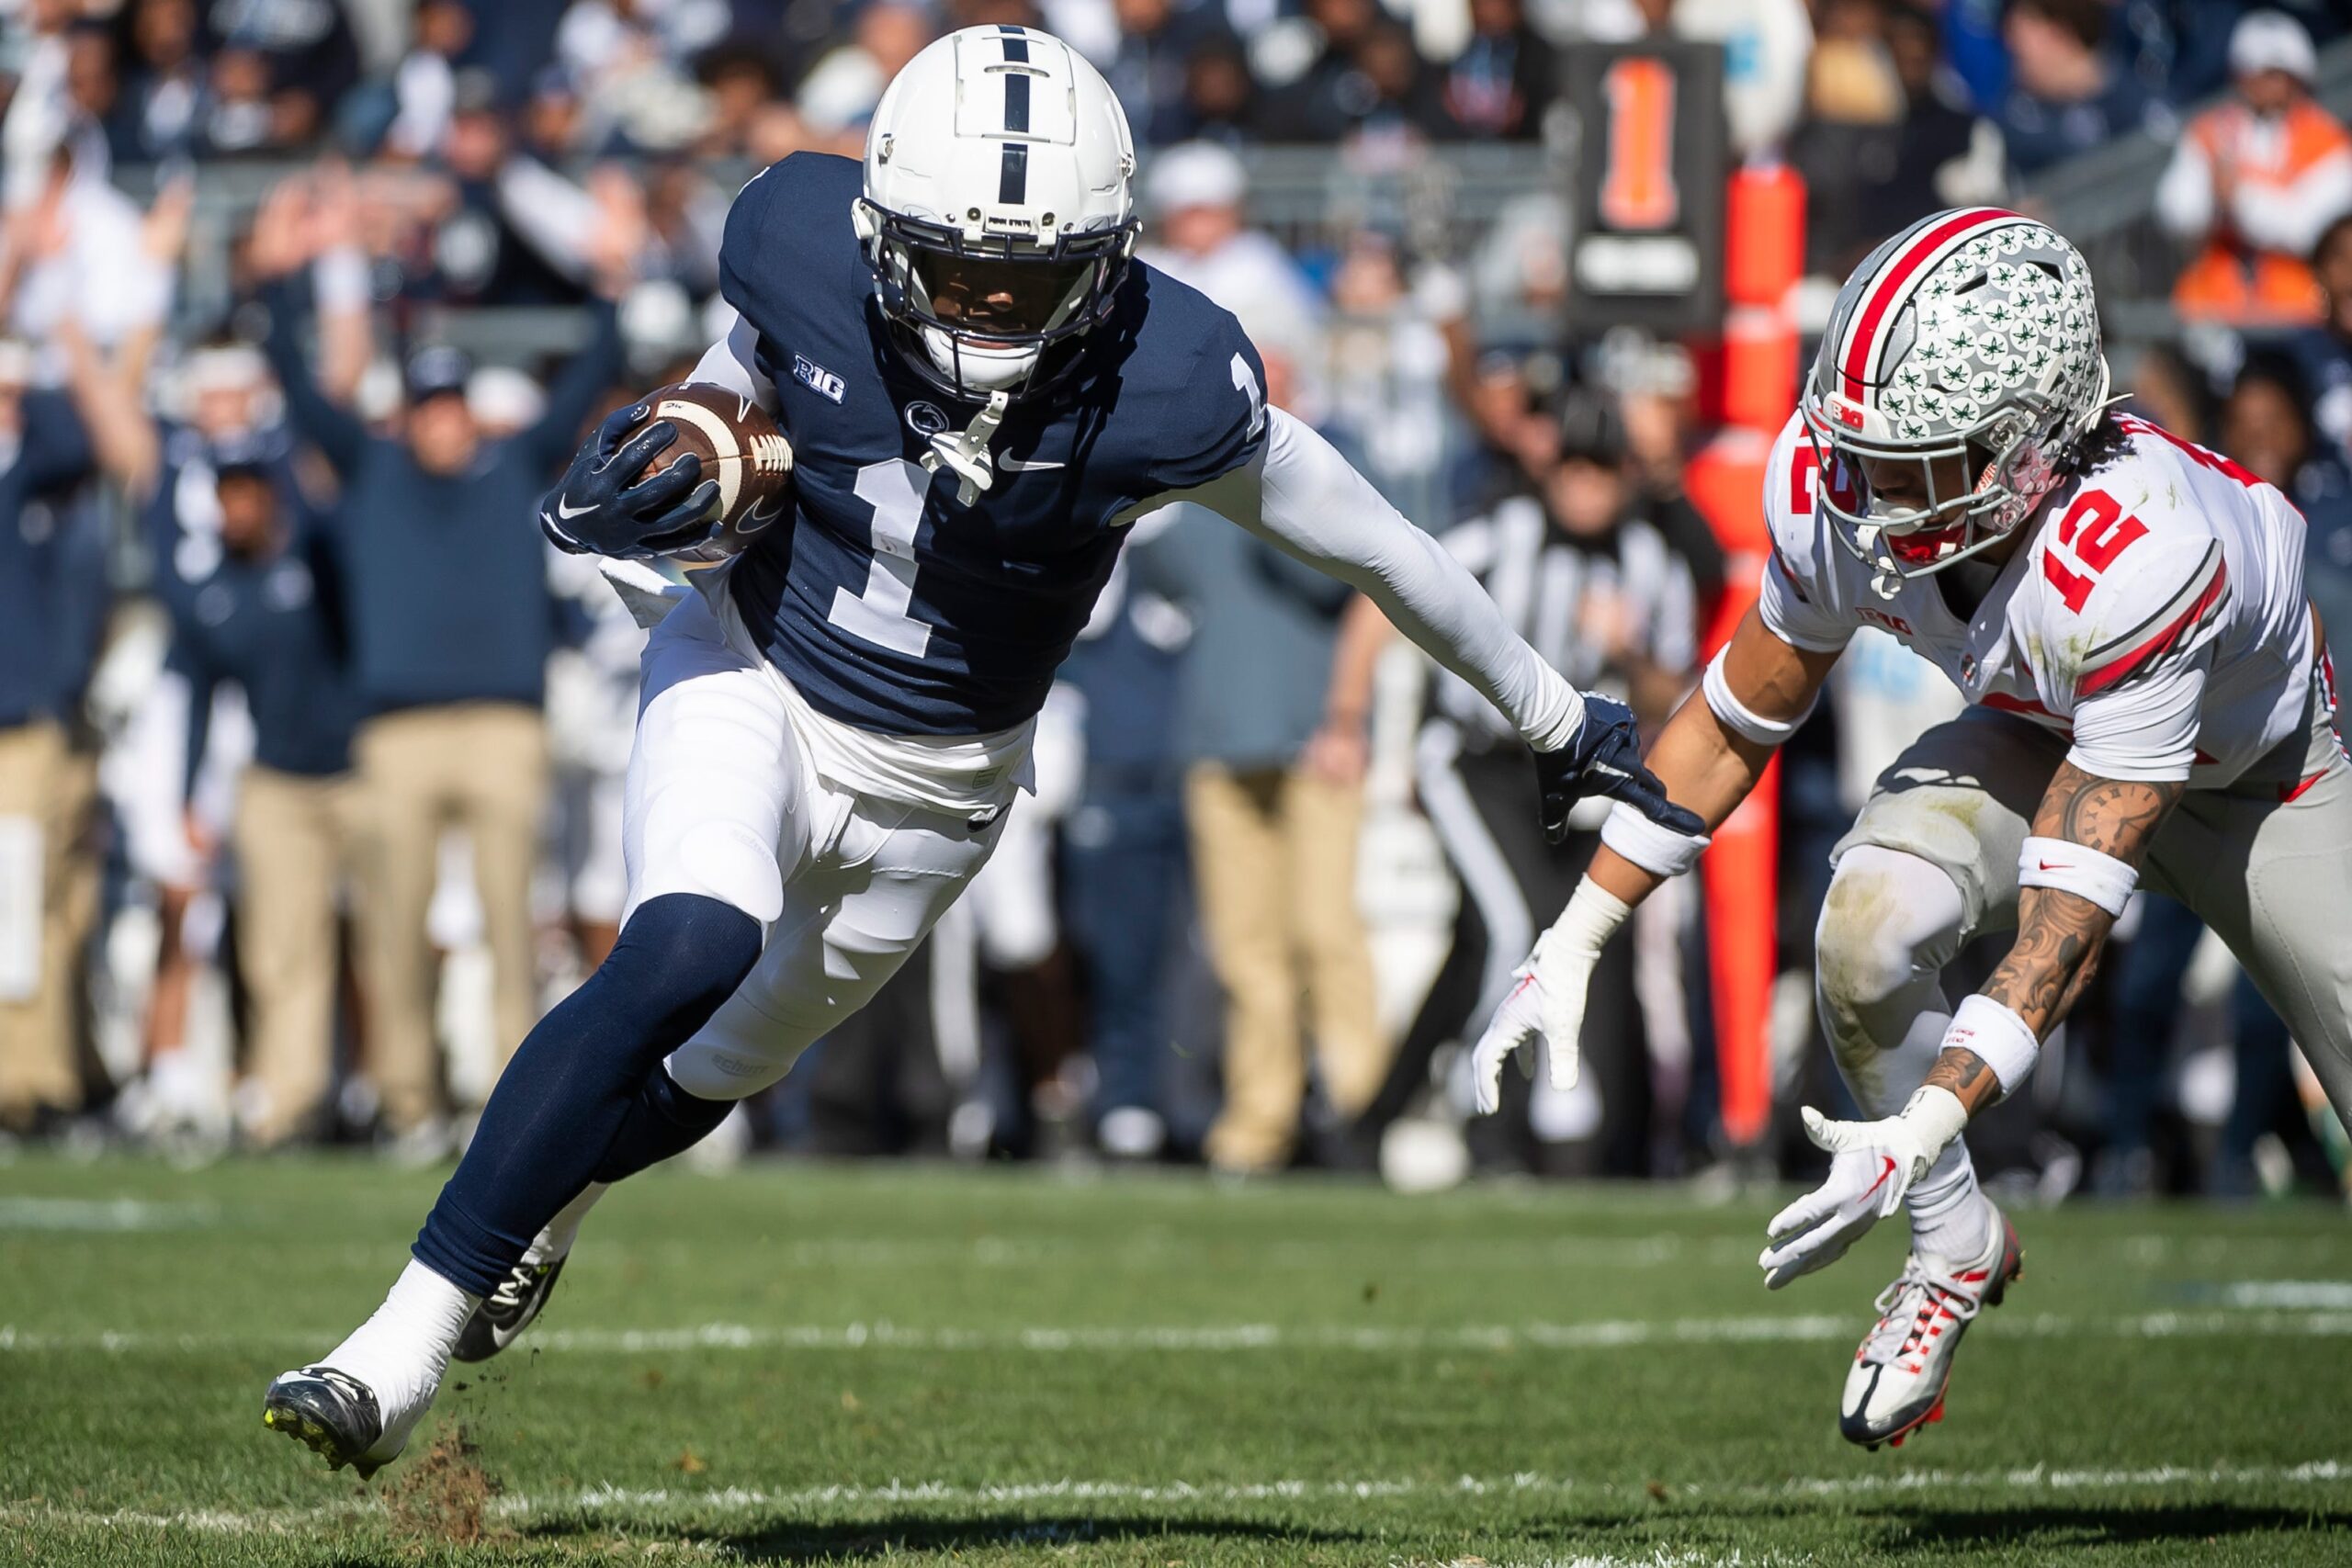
xmin=2 ymin=0 xmax=2350 ymax=1201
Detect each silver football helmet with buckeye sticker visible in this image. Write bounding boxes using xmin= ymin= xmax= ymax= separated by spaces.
xmin=1802 ymin=208 xmax=2111 ymax=596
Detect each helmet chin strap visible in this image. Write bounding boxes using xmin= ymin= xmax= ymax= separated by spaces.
xmin=921 ymin=389 xmax=1012 ymax=506
xmin=1854 ymin=523 xmax=1904 ymax=600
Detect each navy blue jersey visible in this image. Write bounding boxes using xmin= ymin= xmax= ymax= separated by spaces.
xmin=719 ymin=153 xmax=1268 ymax=736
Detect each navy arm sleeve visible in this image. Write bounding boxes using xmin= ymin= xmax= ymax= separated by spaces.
xmin=521 ymin=300 xmax=626 ymax=471
xmin=258 ymin=283 xmax=370 ymax=478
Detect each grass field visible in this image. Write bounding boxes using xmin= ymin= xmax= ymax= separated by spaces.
xmin=3 ymin=1154 xmax=2350 ymax=1566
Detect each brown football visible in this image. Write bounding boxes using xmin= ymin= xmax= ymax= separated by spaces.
xmin=627 ymin=382 xmax=795 ymax=562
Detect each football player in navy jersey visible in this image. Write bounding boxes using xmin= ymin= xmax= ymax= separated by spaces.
xmin=263 ymin=26 xmax=1705 ymax=1476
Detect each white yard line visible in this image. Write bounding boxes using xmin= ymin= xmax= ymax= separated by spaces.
xmin=6 ymin=1460 xmax=2344 ymax=1539
xmin=0 ymin=1197 xmax=220 ymax=1232
xmin=9 ymin=1309 xmax=2352 ymax=1357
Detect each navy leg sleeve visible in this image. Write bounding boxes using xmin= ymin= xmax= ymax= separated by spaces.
xmin=413 ymin=894 xmax=761 ymax=1295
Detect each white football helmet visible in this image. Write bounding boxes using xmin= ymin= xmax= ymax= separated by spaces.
xmin=1802 ymin=208 xmax=2111 ymax=595
xmin=855 ymin=26 xmax=1138 ymax=400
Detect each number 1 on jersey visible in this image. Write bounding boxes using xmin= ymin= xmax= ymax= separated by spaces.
xmin=830 ymin=458 xmax=933 ymax=658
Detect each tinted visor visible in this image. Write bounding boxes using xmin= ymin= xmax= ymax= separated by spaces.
xmin=909 ymin=248 xmax=1096 ymax=338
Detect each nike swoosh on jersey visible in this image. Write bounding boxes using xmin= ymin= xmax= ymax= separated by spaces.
xmin=996 ymin=456 xmax=1066 ymax=472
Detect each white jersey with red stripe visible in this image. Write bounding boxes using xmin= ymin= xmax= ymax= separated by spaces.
xmin=1760 ymin=411 xmax=2316 ymax=788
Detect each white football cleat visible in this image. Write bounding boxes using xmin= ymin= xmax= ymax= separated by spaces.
xmin=1839 ymin=1207 xmax=2023 ymax=1450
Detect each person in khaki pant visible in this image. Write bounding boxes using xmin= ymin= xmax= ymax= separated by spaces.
xmin=352 ymin=705 xmax=548 ymax=1135
xmin=139 ymin=440 xmax=369 ymax=1145
xmin=0 ymin=366 xmax=100 ymax=1133
xmin=254 ymin=196 xmax=624 ymax=1146
xmin=234 ymin=767 xmax=357 ymax=1145
xmin=1186 ymin=757 xmax=1385 ymax=1169
xmin=1131 ymin=491 xmax=1391 ymax=1173
xmin=0 ymin=721 xmax=90 ymax=1128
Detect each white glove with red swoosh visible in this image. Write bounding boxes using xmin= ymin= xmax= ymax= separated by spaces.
xmin=1758 ymin=1088 xmax=1970 ymax=1290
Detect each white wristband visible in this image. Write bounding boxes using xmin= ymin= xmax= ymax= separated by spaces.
xmin=1940 ymin=994 xmax=2041 ymax=1096
xmin=1702 ymin=648 xmax=1813 ymax=749
xmin=1600 ymin=798 xmax=1710 ymax=877
xmin=2017 ymin=836 xmax=2138 ymax=916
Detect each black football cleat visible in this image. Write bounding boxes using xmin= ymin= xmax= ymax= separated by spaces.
xmin=453 ymin=1256 xmax=568 ymax=1364
xmin=262 ymin=1366 xmax=404 ymax=1479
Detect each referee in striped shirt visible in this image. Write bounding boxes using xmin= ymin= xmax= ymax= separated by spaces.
xmin=1372 ymin=388 xmax=1719 ymax=1173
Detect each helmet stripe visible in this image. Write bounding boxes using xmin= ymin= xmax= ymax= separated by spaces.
xmin=1838 ymin=208 xmax=2011 ymax=400
xmin=1005 ymin=70 xmax=1031 ymax=132
xmin=999 ymin=26 xmax=1030 ymax=62
xmin=999 ymin=142 xmax=1028 ymax=204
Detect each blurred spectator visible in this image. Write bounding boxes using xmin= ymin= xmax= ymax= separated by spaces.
xmin=205 ymin=0 xmax=362 ymax=153
xmin=0 ymin=146 xmax=177 ymax=363
xmin=161 ymin=446 xmax=358 ymax=1146
xmin=693 ymin=41 xmax=781 ymax=159
xmin=251 ymin=180 xmax=625 ymax=1155
xmin=1058 ymin=564 xmax=1191 ymax=1159
xmin=1105 ymin=0 xmax=1224 ymax=149
xmin=1321 ymin=227 xmax=1460 ymax=523
xmin=1175 ymin=35 xmax=1260 ymax=148
xmin=795 ymin=3 xmax=933 ymax=146
xmin=1795 ymin=0 xmax=2006 ymax=274
xmin=379 ymin=0 xmax=476 ymax=161
xmin=1996 ymin=0 xmax=2171 ymax=177
xmin=1435 ymin=0 xmax=1555 ymax=142
xmin=114 ymin=0 xmax=209 ymax=163
xmin=1257 ymin=0 xmax=1443 ymax=148
xmin=2157 ymin=11 xmax=2350 ymax=326
xmin=0 ymin=338 xmax=96 ymax=1136
xmin=389 ymin=72 xmax=654 ymax=309
xmin=1130 ymin=357 xmax=1388 ymax=1175
xmin=1137 ymin=141 xmax=1323 ymax=367
xmin=2288 ymin=213 xmax=2352 ymax=471
xmin=1650 ymin=0 xmax=1815 ymax=162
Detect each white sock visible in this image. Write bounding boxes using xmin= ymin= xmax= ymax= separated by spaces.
xmin=315 ymin=1260 xmax=479 ymax=1441
xmin=1907 ymin=1141 xmax=1996 ymax=1264
xmin=526 ymin=1182 xmax=608 ymax=1267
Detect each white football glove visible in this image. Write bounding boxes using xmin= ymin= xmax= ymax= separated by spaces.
xmin=1758 ymin=1088 xmax=1970 ymax=1290
xmin=1469 ymin=881 xmax=1630 ymax=1114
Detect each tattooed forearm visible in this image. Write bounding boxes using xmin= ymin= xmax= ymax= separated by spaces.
xmin=1980 ymin=761 xmax=2185 ymax=1040
xmin=2045 ymin=760 xmax=2181 ymax=860
xmin=1923 ymin=1046 xmax=2003 ymax=1115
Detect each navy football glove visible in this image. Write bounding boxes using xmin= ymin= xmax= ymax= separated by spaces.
xmin=1533 ymin=692 xmax=1704 ymax=844
xmin=538 ymin=403 xmax=722 ymax=559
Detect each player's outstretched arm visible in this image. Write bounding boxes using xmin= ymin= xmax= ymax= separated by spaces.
xmin=1470 ymin=603 xmax=1839 ymax=1111
xmin=1189 ymin=407 xmax=1702 ymax=834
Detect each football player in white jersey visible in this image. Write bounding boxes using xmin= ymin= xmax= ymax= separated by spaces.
xmin=1471 ymin=208 xmax=2352 ymax=1450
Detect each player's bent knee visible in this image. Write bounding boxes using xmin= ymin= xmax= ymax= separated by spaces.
xmin=1815 ymin=846 xmax=1963 ymax=1052
xmin=602 ymin=893 xmax=764 ymax=1040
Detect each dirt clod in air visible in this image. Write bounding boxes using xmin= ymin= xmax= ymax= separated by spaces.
xmin=385 ymin=1425 xmax=506 ymax=1545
